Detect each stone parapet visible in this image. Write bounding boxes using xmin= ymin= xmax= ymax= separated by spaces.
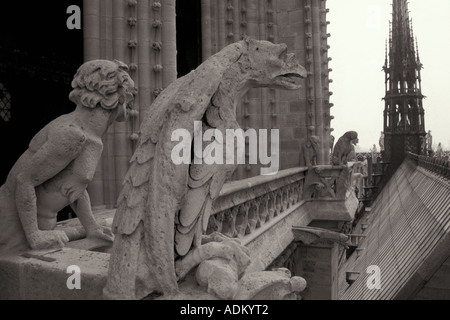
xmin=209 ymin=167 xmax=307 ymax=239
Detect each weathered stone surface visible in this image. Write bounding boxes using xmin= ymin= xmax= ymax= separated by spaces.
xmin=193 ymin=239 xmax=251 ymax=300
xmin=0 ymin=247 xmax=109 ymax=300
xmin=0 ymin=60 xmax=136 ymax=256
xmin=104 ymin=39 xmax=307 ymax=300
xmin=235 ymin=268 xmax=307 ymax=300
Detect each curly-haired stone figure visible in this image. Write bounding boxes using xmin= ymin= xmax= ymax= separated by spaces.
xmin=0 ymin=60 xmax=136 ymax=255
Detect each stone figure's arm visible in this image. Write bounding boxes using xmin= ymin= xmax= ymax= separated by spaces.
xmin=70 ymin=190 xmax=114 ymax=242
xmin=15 ymin=128 xmax=86 ymax=249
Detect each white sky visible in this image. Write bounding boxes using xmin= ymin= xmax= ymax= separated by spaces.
xmin=327 ymin=0 xmax=450 ymax=151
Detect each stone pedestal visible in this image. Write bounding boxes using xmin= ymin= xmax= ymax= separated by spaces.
xmin=269 ymin=164 xmax=359 ymax=300
xmin=286 ymin=241 xmax=339 ymax=300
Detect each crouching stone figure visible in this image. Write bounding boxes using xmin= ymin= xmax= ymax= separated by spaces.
xmin=0 ymin=60 xmax=136 ymax=256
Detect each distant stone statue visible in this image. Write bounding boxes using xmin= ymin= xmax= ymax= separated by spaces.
xmin=426 ymin=130 xmax=433 ymax=156
xmin=332 ymin=131 xmax=359 ymax=165
xmin=379 ymin=132 xmax=384 ymax=152
xmin=370 ymin=144 xmax=378 ymax=163
xmin=436 ymin=142 xmax=443 ymax=159
xmin=104 ymin=38 xmax=307 ymax=300
xmin=0 ymin=60 xmax=136 ymax=256
xmin=299 ymin=136 xmax=320 ymax=168
xmin=330 ymin=135 xmax=335 ymax=155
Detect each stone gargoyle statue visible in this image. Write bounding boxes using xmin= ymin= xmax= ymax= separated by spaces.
xmin=331 ymin=131 xmax=359 ymax=166
xmin=0 ymin=60 xmax=136 ymax=256
xmin=103 ymin=38 xmax=307 ymax=300
xmin=299 ymin=136 xmax=320 ymax=168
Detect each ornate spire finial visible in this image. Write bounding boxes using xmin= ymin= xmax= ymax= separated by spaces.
xmin=384 ymin=39 xmax=388 ymax=68
xmin=415 ymin=36 xmax=421 ymax=63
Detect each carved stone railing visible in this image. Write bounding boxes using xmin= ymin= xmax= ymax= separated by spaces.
xmin=60 ymin=164 xmax=354 ymax=244
xmin=355 ymin=152 xmax=381 ymax=162
xmin=207 ymin=167 xmax=308 ymax=239
xmin=408 ymin=152 xmax=450 ymax=178
xmin=207 ymin=164 xmax=357 ymax=242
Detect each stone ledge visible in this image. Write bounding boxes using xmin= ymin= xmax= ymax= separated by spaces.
xmin=0 ymin=247 xmax=109 ymax=300
xmin=0 ymin=201 xmax=312 ymax=300
xmin=305 ymin=191 xmax=358 ymax=224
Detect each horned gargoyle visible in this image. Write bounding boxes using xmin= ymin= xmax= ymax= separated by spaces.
xmin=104 ymin=38 xmax=307 ymax=300
xmin=0 ymin=60 xmax=136 ymax=256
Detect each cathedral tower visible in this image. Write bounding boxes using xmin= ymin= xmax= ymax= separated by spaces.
xmin=382 ymin=0 xmax=426 ymax=169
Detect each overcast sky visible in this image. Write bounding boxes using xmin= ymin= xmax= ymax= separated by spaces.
xmin=327 ymin=0 xmax=450 ymax=151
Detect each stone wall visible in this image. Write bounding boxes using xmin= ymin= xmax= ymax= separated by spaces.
xmin=201 ymin=0 xmax=334 ymax=179
xmin=83 ymin=0 xmax=177 ymax=208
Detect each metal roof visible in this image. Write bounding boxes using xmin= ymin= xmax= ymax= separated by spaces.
xmin=339 ymin=158 xmax=450 ymax=300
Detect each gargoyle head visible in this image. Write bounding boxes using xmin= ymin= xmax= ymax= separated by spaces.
xmin=344 ymin=131 xmax=359 ymax=145
xmin=240 ymin=38 xmax=307 ymax=90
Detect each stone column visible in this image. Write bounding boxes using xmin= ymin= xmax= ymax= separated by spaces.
xmin=161 ymin=0 xmax=177 ymax=86
xmin=311 ymin=0 xmax=325 ymax=164
xmin=201 ymin=0 xmax=213 ymax=59
xmin=83 ymin=0 xmax=178 ymax=208
xmin=83 ymin=0 xmax=105 ymax=207
xmin=83 ymin=0 xmax=101 ymax=61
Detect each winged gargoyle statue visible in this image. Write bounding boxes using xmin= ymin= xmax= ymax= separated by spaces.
xmin=103 ymin=38 xmax=307 ymax=300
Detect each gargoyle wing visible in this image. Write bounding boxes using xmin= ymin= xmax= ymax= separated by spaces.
xmin=174 ymin=104 xmax=240 ymax=257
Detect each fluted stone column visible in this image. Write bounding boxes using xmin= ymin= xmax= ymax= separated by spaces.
xmin=83 ymin=0 xmax=177 ymax=209
xmin=83 ymin=0 xmax=106 ymax=208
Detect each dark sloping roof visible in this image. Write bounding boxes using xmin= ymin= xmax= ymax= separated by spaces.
xmin=339 ymin=159 xmax=450 ymax=300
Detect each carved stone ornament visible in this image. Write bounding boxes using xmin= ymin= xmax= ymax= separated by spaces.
xmin=299 ymin=136 xmax=320 ymax=168
xmin=234 ymin=268 xmax=307 ymax=300
xmin=103 ymin=38 xmax=307 ymax=300
xmin=0 ymin=60 xmax=136 ymax=256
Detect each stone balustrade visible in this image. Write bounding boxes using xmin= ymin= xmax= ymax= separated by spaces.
xmin=408 ymin=152 xmax=450 ymax=178
xmin=60 ymin=164 xmax=355 ymax=245
xmin=207 ymin=167 xmax=308 ymax=240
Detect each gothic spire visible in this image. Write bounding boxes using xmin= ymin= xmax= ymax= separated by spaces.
xmin=382 ymin=0 xmax=426 ymax=168
xmin=387 ymin=0 xmax=421 ymax=88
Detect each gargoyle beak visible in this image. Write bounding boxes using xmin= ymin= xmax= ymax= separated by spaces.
xmin=274 ymin=53 xmax=307 ymax=90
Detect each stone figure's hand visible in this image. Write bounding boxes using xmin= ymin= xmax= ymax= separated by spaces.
xmin=29 ymin=230 xmax=69 ymax=250
xmin=87 ymin=225 xmax=114 ymax=243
